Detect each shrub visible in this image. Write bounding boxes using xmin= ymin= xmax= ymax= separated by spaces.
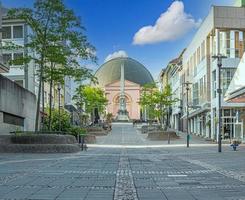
xmin=69 ymin=126 xmax=87 ymax=137
xmin=43 ymin=108 xmax=71 ymax=132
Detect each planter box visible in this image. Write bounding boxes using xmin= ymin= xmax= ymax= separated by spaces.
xmin=147 ymin=131 xmax=180 ymax=141
xmin=0 ymin=134 xmax=80 ymax=153
xmin=11 ymin=134 xmax=77 ymax=144
xmin=0 ymin=144 xmax=80 ymax=153
xmin=84 ymin=135 xmax=96 ymax=144
xmin=141 ymin=125 xmax=162 ymax=134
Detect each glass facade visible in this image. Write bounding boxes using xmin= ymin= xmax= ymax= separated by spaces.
xmin=212 ymin=70 xmax=216 ymax=98
xmin=2 ymin=53 xmax=12 ymax=65
xmin=218 ymin=30 xmax=245 ymax=58
xmin=221 ymin=68 xmax=236 ymax=96
xmin=2 ymin=26 xmax=11 ymax=39
xmin=222 ymin=109 xmax=244 ymax=141
xmin=192 ymin=83 xmax=199 ymax=106
xmin=13 ymin=26 xmax=23 ymax=39
xmin=2 ymin=25 xmax=24 ymax=39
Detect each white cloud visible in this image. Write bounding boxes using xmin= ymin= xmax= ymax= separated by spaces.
xmin=133 ymin=1 xmax=201 ymax=45
xmin=104 ymin=50 xmax=128 ymax=62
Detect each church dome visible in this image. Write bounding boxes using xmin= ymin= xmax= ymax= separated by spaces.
xmin=94 ymin=57 xmax=154 ymax=87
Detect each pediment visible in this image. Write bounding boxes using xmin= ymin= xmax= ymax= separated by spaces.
xmin=105 ymin=79 xmax=140 ymax=87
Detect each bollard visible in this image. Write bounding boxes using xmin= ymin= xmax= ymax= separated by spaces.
xmin=168 ymin=133 xmax=170 ymax=144
xmin=81 ymin=136 xmax=85 ymax=151
xmin=78 ymin=135 xmax=81 ymax=144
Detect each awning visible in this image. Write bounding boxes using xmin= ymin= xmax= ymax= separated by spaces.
xmin=225 ymin=53 xmax=245 ymax=102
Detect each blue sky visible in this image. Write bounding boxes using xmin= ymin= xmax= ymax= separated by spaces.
xmin=1 ymin=0 xmax=235 ymax=79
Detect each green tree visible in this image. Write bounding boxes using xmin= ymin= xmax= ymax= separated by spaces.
xmin=139 ymin=83 xmax=178 ymax=127
xmin=73 ymin=86 xmax=108 ymax=123
xmin=5 ymin=0 xmax=96 ymax=131
xmin=44 ymin=42 xmax=96 ymax=131
xmin=139 ymin=83 xmax=158 ymax=122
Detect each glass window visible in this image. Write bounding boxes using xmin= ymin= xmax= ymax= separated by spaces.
xmin=212 ymin=70 xmax=216 ymax=98
xmin=222 ymin=68 xmax=235 ymax=96
xmin=197 ymin=47 xmax=200 ymax=64
xmin=2 ymin=26 xmax=11 ymax=39
xmin=224 ymin=109 xmax=230 ymax=116
xmin=3 ymin=112 xmax=24 ymax=126
xmin=201 ymin=41 xmax=205 ymax=60
xmin=2 ymin=53 xmax=12 ymax=65
xmin=194 ymin=52 xmax=196 ymax=67
xmin=193 ymin=82 xmax=199 ymax=106
xmin=13 ymin=26 xmax=23 ymax=38
xmin=15 ymin=80 xmax=23 ymax=87
xmin=13 ymin=53 xmax=24 ymax=65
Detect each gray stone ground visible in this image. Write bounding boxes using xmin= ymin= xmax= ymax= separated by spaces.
xmin=0 ymin=123 xmax=245 ymax=200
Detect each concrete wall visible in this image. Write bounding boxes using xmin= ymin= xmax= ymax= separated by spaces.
xmin=0 ymin=74 xmax=36 ymax=134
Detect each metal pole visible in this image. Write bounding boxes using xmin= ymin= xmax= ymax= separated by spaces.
xmin=212 ymin=54 xmax=226 ymax=153
xmin=186 ymin=85 xmax=190 ymax=148
xmin=58 ymin=83 xmax=61 ymax=132
xmin=217 ymin=57 xmax=222 ymax=153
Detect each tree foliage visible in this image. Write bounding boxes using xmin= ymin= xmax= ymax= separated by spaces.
xmin=139 ymin=83 xmax=178 ymax=124
xmin=73 ymin=85 xmax=108 ymax=115
xmin=4 ymin=0 xmax=97 ymax=131
xmin=43 ymin=108 xmax=71 ymax=132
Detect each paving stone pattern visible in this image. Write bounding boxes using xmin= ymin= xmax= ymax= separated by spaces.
xmin=114 ymin=150 xmax=138 ymax=200
xmin=0 ymin=123 xmax=245 ymax=199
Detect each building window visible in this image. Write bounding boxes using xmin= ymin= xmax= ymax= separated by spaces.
xmin=13 ymin=52 xmax=24 ymax=65
xmin=197 ymin=47 xmax=200 ymax=65
xmin=193 ymin=82 xmax=199 ymax=106
xmin=2 ymin=26 xmax=11 ymax=39
xmin=13 ymin=25 xmax=23 ymax=39
xmin=194 ymin=65 xmax=197 ymax=77
xmin=201 ymin=41 xmax=205 ymax=60
xmin=199 ymin=78 xmax=203 ymax=102
xmin=219 ymin=30 xmax=245 ymax=58
xmin=15 ymin=80 xmax=24 ymax=87
xmin=2 ymin=53 xmax=12 ymax=65
xmin=222 ymin=68 xmax=235 ymax=96
xmin=186 ymin=61 xmax=190 ymax=76
xmin=212 ymin=70 xmax=216 ymax=98
xmin=3 ymin=112 xmax=24 ymax=126
xmin=203 ymin=75 xmax=206 ymax=98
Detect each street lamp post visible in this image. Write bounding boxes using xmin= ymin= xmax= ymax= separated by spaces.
xmin=58 ymin=82 xmax=62 ymax=132
xmin=183 ymin=82 xmax=192 ymax=148
xmin=212 ymin=54 xmax=227 ymax=153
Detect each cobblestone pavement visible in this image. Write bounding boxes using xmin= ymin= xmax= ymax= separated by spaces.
xmin=0 ymin=123 xmax=245 ymax=199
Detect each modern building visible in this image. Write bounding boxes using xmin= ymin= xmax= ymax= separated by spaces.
xmin=0 ymin=8 xmax=74 ymax=127
xmin=169 ymin=51 xmax=185 ymax=132
xmin=0 ymin=6 xmax=8 ymax=73
xmin=163 ymin=3 xmax=245 ymax=142
xmin=225 ymin=53 xmax=245 ymax=103
xmin=1 ymin=10 xmax=37 ymax=92
xmin=0 ymin=6 xmax=36 ymax=134
xmin=94 ymin=57 xmax=154 ymax=120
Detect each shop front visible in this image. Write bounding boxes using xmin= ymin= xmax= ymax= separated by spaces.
xmin=221 ymin=109 xmax=244 ymax=142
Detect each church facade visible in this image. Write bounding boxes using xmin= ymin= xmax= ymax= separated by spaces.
xmin=105 ymin=80 xmax=141 ymax=119
xmin=94 ymin=57 xmax=154 ymax=120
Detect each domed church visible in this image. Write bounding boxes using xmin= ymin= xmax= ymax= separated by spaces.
xmin=94 ymin=57 xmax=154 ymax=120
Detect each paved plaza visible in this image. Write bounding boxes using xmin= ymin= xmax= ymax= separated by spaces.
xmin=0 ymin=123 xmax=245 ymax=199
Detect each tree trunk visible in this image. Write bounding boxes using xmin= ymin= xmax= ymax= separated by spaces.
xmin=48 ymin=78 xmax=53 ymax=131
xmin=48 ymin=63 xmax=54 ymax=131
xmin=41 ymin=75 xmax=45 ymax=131
xmin=35 ymin=65 xmax=44 ymax=132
